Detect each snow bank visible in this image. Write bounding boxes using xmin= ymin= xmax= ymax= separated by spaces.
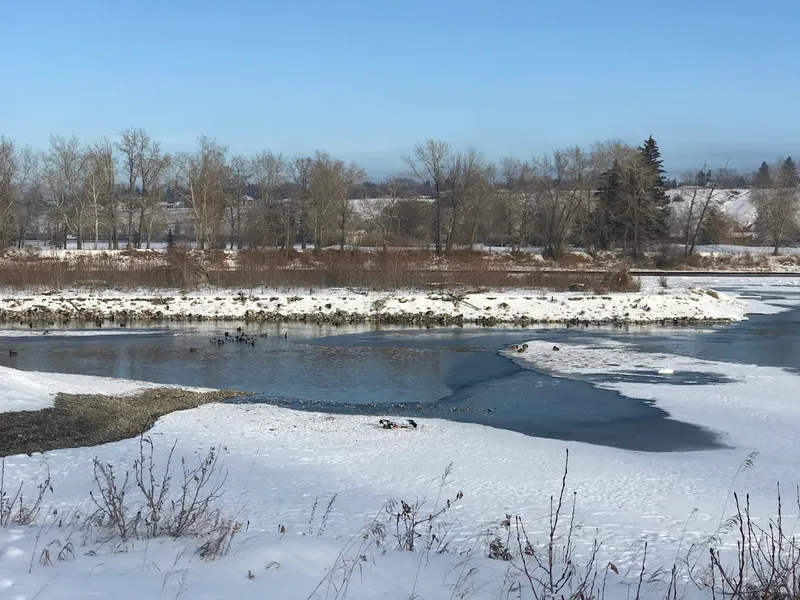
xmin=506 ymin=337 xmax=800 ymax=497
xmin=0 ymin=287 xmax=749 ymax=324
xmin=0 ymin=364 xmax=156 ymax=413
xmin=642 ymin=275 xmax=800 ymax=314
xmin=0 ymin=363 xmax=214 ymax=413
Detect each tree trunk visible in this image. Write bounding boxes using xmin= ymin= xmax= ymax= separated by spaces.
xmin=228 ymin=205 xmax=235 ymax=250
xmin=137 ymin=205 xmax=147 ymax=249
xmin=146 ymin=216 xmax=153 ymax=249
xmin=197 ymin=223 xmax=205 ymax=251
xmin=434 ymin=186 xmax=442 ymax=255
xmin=445 ymin=208 xmax=457 ymax=255
xmin=689 ymin=203 xmax=711 ymax=256
xmin=469 ymin=215 xmax=479 ymax=248
xmin=237 ymin=202 xmax=243 ymax=250
xmin=284 ymin=205 xmax=292 ymax=251
xmin=314 ymin=222 xmax=322 ymax=252
xmin=126 ymin=209 xmax=133 ymax=248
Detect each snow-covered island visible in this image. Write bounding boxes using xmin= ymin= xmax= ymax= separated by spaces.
xmin=0 ymin=286 xmax=748 ymax=325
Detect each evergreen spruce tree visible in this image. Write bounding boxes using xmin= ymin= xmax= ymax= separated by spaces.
xmin=591 ymin=160 xmax=626 ymax=250
xmin=695 ymin=168 xmax=712 ymax=187
xmin=638 ymin=135 xmax=671 ymax=239
xmin=779 ymin=157 xmax=798 ymax=188
xmin=756 ymin=161 xmax=771 ymax=188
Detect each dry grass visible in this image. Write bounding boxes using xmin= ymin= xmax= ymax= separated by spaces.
xmin=592 ymin=264 xmax=641 ymax=294
xmin=0 ymin=247 xmax=640 ymax=293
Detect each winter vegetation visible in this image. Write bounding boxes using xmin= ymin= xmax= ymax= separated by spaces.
xmin=1 ymin=132 xmax=799 ymax=264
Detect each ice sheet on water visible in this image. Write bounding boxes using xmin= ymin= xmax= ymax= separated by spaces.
xmin=0 ymin=328 xmax=167 ymax=338
xmin=643 ymin=276 xmax=800 ymax=314
xmin=510 ymin=338 xmax=800 ymax=506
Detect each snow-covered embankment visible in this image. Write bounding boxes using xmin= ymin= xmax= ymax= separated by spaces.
xmin=0 ymin=287 xmax=748 ymax=324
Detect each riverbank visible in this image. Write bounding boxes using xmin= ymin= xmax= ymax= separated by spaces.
xmin=0 ymin=286 xmax=748 ymax=325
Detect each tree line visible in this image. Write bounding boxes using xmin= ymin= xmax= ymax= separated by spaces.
xmin=0 ymin=130 xmax=797 ymax=258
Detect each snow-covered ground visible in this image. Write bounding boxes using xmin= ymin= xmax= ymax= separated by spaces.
xmin=0 ymin=360 xmax=215 ymax=413
xmin=1 ymin=280 xmax=798 ymax=599
xmin=668 ymin=187 xmax=757 ymax=228
xmin=0 ymin=365 xmax=155 ymax=413
xmin=0 ymin=287 xmax=749 ymax=324
xmin=644 ymin=275 xmax=800 ymax=315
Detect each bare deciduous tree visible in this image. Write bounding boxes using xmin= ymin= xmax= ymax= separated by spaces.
xmin=289 ymin=157 xmax=314 ymax=250
xmin=0 ymin=137 xmax=19 ymax=248
xmin=42 ymin=136 xmax=86 ymax=249
xmin=172 ymin=136 xmax=228 ymax=250
xmin=367 ymin=177 xmax=408 ymax=252
xmin=83 ymin=139 xmax=117 ymax=249
xmin=496 ymin=157 xmax=533 ymax=250
xmin=117 ymin=128 xmax=148 ymax=247
xmin=678 ymin=163 xmax=731 ymax=256
xmin=137 ymin=139 xmax=171 ymax=249
xmin=0 ymin=138 xmax=38 ymax=248
xmin=529 ymin=148 xmax=584 ymax=259
xmin=335 ymin=162 xmax=366 ymax=251
xmin=404 ymin=139 xmax=450 ymax=255
xmin=226 ymin=155 xmax=252 ymax=249
xmin=308 ymin=151 xmax=355 ymax=251
xmin=754 ymin=158 xmax=799 ymax=254
xmin=251 ymin=151 xmax=286 ymax=247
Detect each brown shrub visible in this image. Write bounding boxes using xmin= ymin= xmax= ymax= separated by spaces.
xmin=594 ymin=263 xmax=640 ymax=294
xmin=0 ymin=249 xmax=641 ymax=293
xmin=557 ymin=252 xmax=593 ymax=267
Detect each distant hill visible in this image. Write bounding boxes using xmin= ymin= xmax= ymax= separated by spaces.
xmin=668 ymin=187 xmax=756 ymax=228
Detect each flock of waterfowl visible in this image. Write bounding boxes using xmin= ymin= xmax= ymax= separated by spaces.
xmin=506 ymin=343 xmax=560 ymax=353
xmin=188 ymin=327 xmax=290 ymax=353
xmin=4 ymin=323 xmax=291 ymax=357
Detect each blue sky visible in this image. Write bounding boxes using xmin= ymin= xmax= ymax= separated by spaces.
xmin=1 ymin=0 xmax=798 ymax=177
